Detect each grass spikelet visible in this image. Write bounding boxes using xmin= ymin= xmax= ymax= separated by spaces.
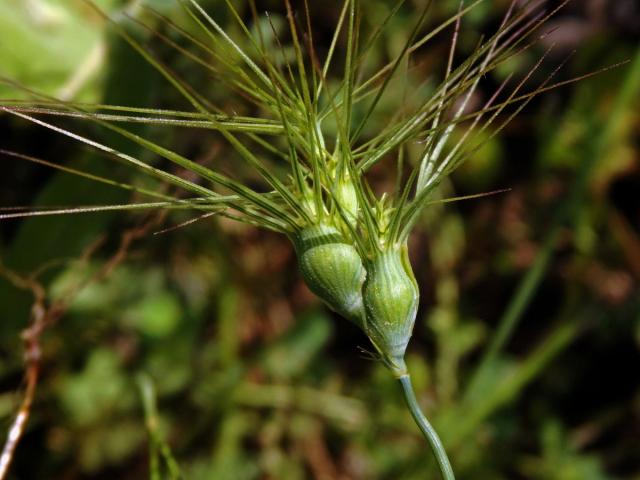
xmin=0 ymin=1 xmax=612 ymax=478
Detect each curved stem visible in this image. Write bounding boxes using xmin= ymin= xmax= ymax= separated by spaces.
xmin=399 ymin=374 xmax=455 ymax=480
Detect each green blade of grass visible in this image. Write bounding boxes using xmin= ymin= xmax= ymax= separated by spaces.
xmin=463 ymin=47 xmax=640 ymax=402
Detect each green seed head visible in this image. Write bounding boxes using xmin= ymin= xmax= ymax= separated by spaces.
xmin=293 ymin=223 xmax=366 ymax=324
xmin=362 ymin=244 xmax=419 ymax=375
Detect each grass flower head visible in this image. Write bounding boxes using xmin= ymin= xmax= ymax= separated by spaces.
xmin=1 ymin=0 xmax=613 ymax=477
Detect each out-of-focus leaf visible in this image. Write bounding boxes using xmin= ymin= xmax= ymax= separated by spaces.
xmin=262 ymin=311 xmax=333 ymax=380
xmin=127 ymin=291 xmax=182 ymax=338
xmin=58 ymin=348 xmax=133 ymax=426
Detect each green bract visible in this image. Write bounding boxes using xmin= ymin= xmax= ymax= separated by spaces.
xmin=363 ymin=245 xmax=418 ymax=375
xmin=293 ymin=223 xmax=365 ymax=323
xmin=333 ymin=171 xmax=360 ymax=228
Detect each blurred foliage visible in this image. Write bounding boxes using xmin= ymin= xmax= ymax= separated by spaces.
xmin=1 ymin=0 xmax=639 ymax=479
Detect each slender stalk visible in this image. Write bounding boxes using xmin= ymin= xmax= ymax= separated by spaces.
xmin=398 ymin=374 xmax=455 ymax=480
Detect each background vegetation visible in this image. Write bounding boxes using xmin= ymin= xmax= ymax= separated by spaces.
xmin=0 ymin=0 xmax=639 ymax=478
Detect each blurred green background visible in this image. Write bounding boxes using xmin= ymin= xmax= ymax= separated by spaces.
xmin=0 ymin=0 xmax=639 ymax=479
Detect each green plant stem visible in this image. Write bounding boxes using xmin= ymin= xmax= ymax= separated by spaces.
xmin=399 ymin=374 xmax=455 ymax=480
xmin=137 ymin=374 xmax=182 ymax=480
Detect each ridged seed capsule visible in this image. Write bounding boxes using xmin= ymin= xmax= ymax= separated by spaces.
xmin=362 ymin=244 xmax=419 ymax=375
xmin=293 ymin=224 xmax=366 ymax=324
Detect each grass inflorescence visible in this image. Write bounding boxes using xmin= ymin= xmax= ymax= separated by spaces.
xmin=0 ymin=0 xmax=620 ymax=478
